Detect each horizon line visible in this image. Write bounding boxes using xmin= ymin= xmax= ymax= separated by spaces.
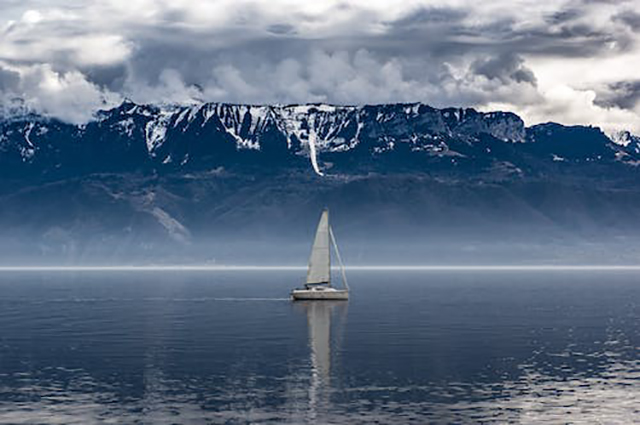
xmin=1 ymin=265 xmax=640 ymax=272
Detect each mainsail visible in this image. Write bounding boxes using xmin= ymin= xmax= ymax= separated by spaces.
xmin=306 ymin=209 xmax=331 ymax=285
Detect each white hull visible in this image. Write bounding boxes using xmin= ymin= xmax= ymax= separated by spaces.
xmin=291 ymin=287 xmax=349 ymax=301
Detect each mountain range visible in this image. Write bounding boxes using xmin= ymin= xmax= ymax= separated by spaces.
xmin=1 ymin=101 xmax=640 ymax=265
xmin=2 ymin=101 xmax=640 ymax=178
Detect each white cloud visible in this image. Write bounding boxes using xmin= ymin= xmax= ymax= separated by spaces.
xmin=0 ymin=0 xmax=639 ymax=132
xmin=521 ymin=85 xmax=640 ymax=135
xmin=1 ymin=8 xmax=133 ymax=67
xmin=124 ymin=68 xmax=200 ymax=105
xmin=0 ymin=62 xmax=119 ymax=123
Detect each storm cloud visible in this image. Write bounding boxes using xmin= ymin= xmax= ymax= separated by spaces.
xmin=595 ymin=80 xmax=640 ymax=110
xmin=470 ymin=54 xmax=537 ymax=85
xmin=0 ymin=0 xmax=639 ymax=132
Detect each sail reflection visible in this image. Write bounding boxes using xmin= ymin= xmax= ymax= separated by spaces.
xmin=295 ymin=300 xmax=348 ymax=419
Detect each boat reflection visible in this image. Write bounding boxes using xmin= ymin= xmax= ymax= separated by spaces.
xmin=294 ymin=300 xmax=348 ymax=419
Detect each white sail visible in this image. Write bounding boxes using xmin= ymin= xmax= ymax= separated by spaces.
xmin=306 ymin=209 xmax=331 ymax=285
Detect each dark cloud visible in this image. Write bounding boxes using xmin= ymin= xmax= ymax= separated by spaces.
xmin=470 ymin=54 xmax=537 ymax=85
xmin=2 ymin=1 xmax=632 ymax=96
xmin=267 ymin=24 xmax=297 ymax=35
xmin=546 ymin=8 xmax=585 ymax=25
xmin=365 ymin=3 xmax=633 ymax=71
xmin=82 ymin=64 xmax=128 ymax=92
xmin=613 ymin=10 xmax=640 ymax=30
xmin=595 ymin=80 xmax=640 ymax=109
xmin=386 ymin=7 xmax=468 ymax=28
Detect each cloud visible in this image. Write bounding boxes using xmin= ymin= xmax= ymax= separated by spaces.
xmin=613 ymin=10 xmax=640 ymax=31
xmin=176 ymin=49 xmax=542 ymax=109
xmin=595 ymin=80 xmax=640 ymax=110
xmin=266 ymin=23 xmax=297 ymax=35
xmin=0 ymin=67 xmax=20 ymax=92
xmin=523 ymin=85 xmax=640 ymax=135
xmin=0 ymin=0 xmax=639 ymax=133
xmin=470 ymin=54 xmax=537 ymax=85
xmin=124 ymin=68 xmax=202 ymax=105
xmin=1 ymin=8 xmax=133 ymax=67
xmin=0 ymin=62 xmax=117 ymax=123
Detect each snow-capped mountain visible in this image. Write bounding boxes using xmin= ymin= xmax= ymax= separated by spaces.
xmin=2 ymin=101 xmax=640 ymax=265
xmin=610 ymin=130 xmax=640 ymax=151
xmin=4 ymin=100 xmax=637 ymax=180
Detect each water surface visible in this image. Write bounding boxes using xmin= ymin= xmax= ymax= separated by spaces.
xmin=0 ymin=270 xmax=638 ymax=423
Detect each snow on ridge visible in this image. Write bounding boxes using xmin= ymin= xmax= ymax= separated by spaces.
xmin=277 ymin=107 xmax=331 ymax=175
xmin=403 ymin=103 xmax=421 ymax=116
xmin=248 ymin=106 xmax=271 ymax=134
xmin=144 ymin=110 xmax=173 ymax=154
xmin=279 ymin=105 xmax=310 ymax=154
xmin=174 ymin=108 xmax=192 ymax=129
xmin=140 ymin=103 xmax=274 ymax=154
xmin=313 ymin=104 xmax=338 ymax=113
xmin=103 ymin=102 xmax=457 ymax=157
xmin=23 ymin=123 xmax=35 ymax=148
xmin=201 ymin=103 xmax=217 ymax=124
xmin=609 ymin=130 xmax=638 ymax=147
xmin=215 ymin=104 xmax=262 ymax=150
xmin=116 ymin=117 xmax=135 ymax=137
xmin=307 ymin=117 xmax=324 ymax=176
xmin=60 ymin=101 xmax=529 ymax=168
xmin=17 ymin=122 xmax=37 ymax=160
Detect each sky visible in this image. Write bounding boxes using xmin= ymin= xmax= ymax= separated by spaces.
xmin=0 ymin=0 xmax=639 ymax=133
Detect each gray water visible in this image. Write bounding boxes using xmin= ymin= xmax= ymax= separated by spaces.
xmin=0 ymin=270 xmax=638 ymax=424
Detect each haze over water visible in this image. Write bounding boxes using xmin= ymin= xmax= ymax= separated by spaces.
xmin=0 ymin=269 xmax=638 ymax=424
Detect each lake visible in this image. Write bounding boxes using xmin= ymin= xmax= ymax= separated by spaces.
xmin=0 ymin=270 xmax=638 ymax=424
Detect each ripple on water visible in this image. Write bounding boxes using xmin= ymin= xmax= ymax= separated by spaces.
xmin=0 ymin=271 xmax=639 ymax=423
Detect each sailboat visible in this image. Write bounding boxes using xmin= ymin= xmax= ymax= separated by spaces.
xmin=291 ymin=208 xmax=349 ymax=301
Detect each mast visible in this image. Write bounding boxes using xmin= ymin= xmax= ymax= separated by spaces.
xmin=306 ymin=209 xmax=331 ymax=286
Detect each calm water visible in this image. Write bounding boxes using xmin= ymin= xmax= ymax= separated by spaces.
xmin=0 ymin=270 xmax=638 ymax=424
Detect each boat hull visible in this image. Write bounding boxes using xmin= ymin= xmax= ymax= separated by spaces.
xmin=291 ymin=288 xmax=349 ymax=301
